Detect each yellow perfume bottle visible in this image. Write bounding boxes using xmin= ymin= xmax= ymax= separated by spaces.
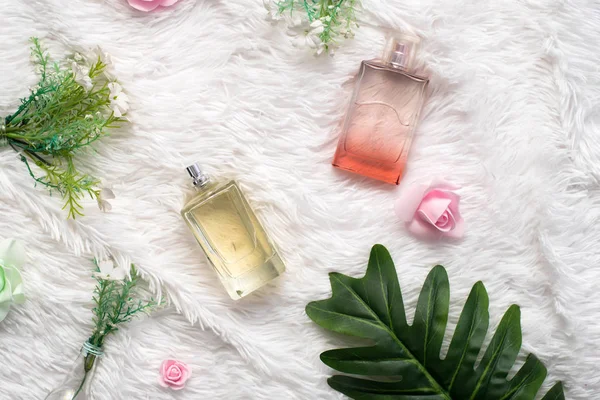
xmin=181 ymin=164 xmax=285 ymax=299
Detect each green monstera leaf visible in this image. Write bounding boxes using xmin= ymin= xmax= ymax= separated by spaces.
xmin=306 ymin=244 xmax=565 ymax=400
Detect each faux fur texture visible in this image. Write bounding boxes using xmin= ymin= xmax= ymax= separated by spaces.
xmin=1 ymin=0 xmax=599 ymax=398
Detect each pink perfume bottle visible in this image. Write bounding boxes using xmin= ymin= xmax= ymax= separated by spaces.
xmin=332 ymin=34 xmax=429 ymax=184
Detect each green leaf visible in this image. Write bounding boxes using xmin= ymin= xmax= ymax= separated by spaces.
xmin=407 ymin=265 xmax=449 ymax=369
xmin=306 ymin=244 xmax=565 ymax=400
xmin=439 ymin=281 xmax=489 ymax=393
xmin=541 ymin=383 xmax=566 ymax=400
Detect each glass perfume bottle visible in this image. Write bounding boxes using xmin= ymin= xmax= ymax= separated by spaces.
xmin=332 ymin=34 xmax=429 ymax=184
xmin=181 ymin=164 xmax=285 ymax=300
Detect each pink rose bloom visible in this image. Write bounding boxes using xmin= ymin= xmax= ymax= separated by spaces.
xmin=158 ymin=359 xmax=191 ymax=390
xmin=395 ymin=180 xmax=464 ymax=240
xmin=127 ymin=0 xmax=179 ymax=12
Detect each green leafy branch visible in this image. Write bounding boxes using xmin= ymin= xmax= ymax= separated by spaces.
xmin=1 ymin=38 xmax=127 ymax=218
xmin=88 ymin=261 xmax=160 ymax=348
xmin=306 ymin=244 xmax=565 ymax=399
xmin=66 ymin=260 xmax=160 ymax=399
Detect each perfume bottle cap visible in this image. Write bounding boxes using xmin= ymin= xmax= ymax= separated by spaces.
xmin=382 ymin=34 xmax=421 ymax=70
xmin=186 ymin=163 xmax=210 ymax=188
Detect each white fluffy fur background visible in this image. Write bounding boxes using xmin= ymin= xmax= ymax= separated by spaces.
xmin=1 ymin=0 xmax=599 ymax=398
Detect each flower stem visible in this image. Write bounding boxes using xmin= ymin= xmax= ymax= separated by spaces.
xmin=71 ymin=370 xmax=88 ymax=399
xmin=71 ymin=353 xmax=95 ymax=399
xmin=84 ymin=353 xmax=97 ymax=372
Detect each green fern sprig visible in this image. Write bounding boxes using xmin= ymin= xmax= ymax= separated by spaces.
xmin=88 ymin=261 xmax=160 ymax=348
xmin=66 ymin=260 xmax=161 ymax=399
xmin=0 ymin=38 xmax=127 ymax=218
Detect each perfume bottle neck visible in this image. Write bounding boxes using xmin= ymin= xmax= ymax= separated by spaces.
xmin=382 ymin=36 xmax=420 ymax=72
xmin=193 ymin=181 xmax=210 ymax=191
xmin=389 ymin=43 xmax=410 ymax=70
xmin=82 ymin=341 xmax=104 ymax=358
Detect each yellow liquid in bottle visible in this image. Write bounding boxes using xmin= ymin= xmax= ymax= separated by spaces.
xmin=182 ymin=180 xmax=285 ymax=299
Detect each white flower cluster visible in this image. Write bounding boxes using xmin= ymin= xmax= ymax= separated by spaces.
xmin=107 ymin=82 xmax=129 ymax=118
xmin=292 ymin=19 xmax=327 ymax=55
xmin=263 ymin=0 xmax=359 ymax=56
xmin=263 ymin=0 xmax=326 ymax=55
xmin=71 ymin=61 xmax=93 ymax=91
xmin=94 ymin=259 xmax=126 ymax=281
xmin=68 ymin=47 xmax=129 ymax=117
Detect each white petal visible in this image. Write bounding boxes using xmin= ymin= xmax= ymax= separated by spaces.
xmin=310 ymin=19 xmax=323 ymax=28
xmin=310 ymin=25 xmax=324 ymax=35
xmin=115 ymin=98 xmax=129 ymax=112
xmin=292 ymin=36 xmax=305 ymax=48
xmin=98 ymin=200 xmax=112 ymax=212
xmin=108 ymin=82 xmax=122 ymax=96
xmin=291 ymin=16 xmax=302 ymax=27
xmin=94 ymin=47 xmax=112 ymax=66
xmin=93 ymin=272 xmax=108 ymax=281
xmin=83 ymin=77 xmax=93 ymax=91
xmin=98 ymin=260 xmax=114 ymax=275
xmin=100 ymin=188 xmax=115 ymax=200
xmin=118 ymin=92 xmax=129 ymax=103
xmin=110 ymin=265 xmax=126 ymax=281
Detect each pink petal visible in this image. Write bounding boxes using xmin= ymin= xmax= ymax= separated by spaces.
xmin=160 ymin=0 xmax=179 ymax=5
xmin=127 ymin=0 xmax=161 ymax=12
xmin=416 ymin=195 xmax=452 ymax=225
xmin=432 ymin=210 xmax=455 ymax=232
xmin=161 ymin=360 xmax=178 ymax=377
xmin=170 ymin=382 xmax=186 ymax=390
xmin=444 ymin=216 xmax=465 ymax=239
xmin=167 ymin=366 xmax=182 ymax=380
xmin=395 ymin=184 xmax=429 ymax=221
xmin=406 ymin=218 xmax=441 ymax=240
xmin=422 ymin=188 xmax=454 ymax=203
xmin=442 ymin=191 xmax=461 ymax=217
xmin=158 ymin=376 xmax=169 ymax=388
xmin=436 ymin=212 xmax=449 ymax=226
xmin=180 ymin=366 xmax=191 ymax=381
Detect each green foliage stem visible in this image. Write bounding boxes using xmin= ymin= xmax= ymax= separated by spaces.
xmin=66 ymin=261 xmax=159 ymax=400
xmin=88 ymin=262 xmax=160 ymax=348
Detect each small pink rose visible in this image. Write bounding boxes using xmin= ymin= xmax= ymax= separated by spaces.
xmin=158 ymin=359 xmax=191 ymax=390
xmin=127 ymin=0 xmax=179 ymax=12
xmin=395 ymin=180 xmax=464 ymax=240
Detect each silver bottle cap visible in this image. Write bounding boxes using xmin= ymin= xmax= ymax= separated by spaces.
xmin=186 ymin=163 xmax=210 ymax=188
